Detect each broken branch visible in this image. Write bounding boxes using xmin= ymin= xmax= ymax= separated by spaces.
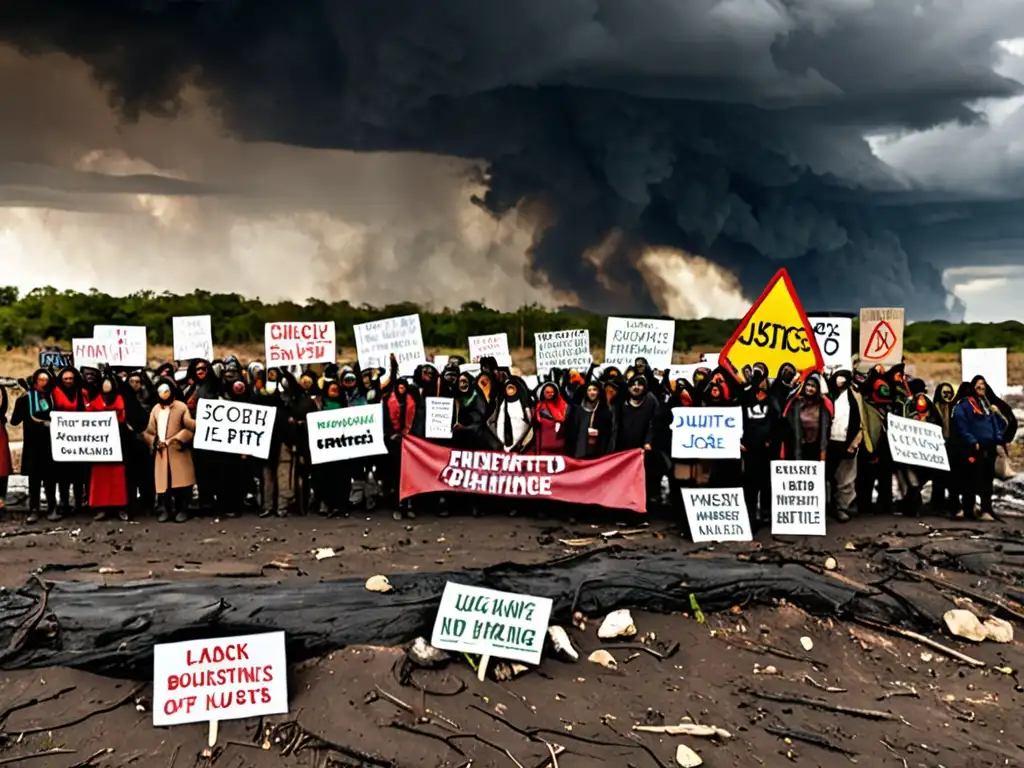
xmin=742 ymin=687 xmax=898 ymax=721
xmin=855 ymin=619 xmax=985 ymax=668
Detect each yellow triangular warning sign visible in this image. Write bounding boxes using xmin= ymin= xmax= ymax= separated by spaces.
xmin=720 ymin=268 xmax=823 ymax=379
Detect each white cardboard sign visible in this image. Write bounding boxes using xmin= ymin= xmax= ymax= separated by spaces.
xmin=468 ymin=333 xmax=512 ymax=366
xmin=354 ymin=314 xmax=426 ymax=376
xmin=72 ymin=338 xmax=110 ymax=369
xmin=424 ymin=397 xmax=454 ymax=440
xmin=534 ymin=330 xmax=592 ymax=373
xmin=604 ymin=317 xmax=675 ymax=369
xmin=807 ymin=317 xmax=853 ymax=371
xmin=152 ymin=631 xmax=288 ymax=727
xmin=307 ymin=404 xmax=386 ymax=465
xmin=961 ymin=348 xmax=1008 ymax=396
xmin=670 ymin=407 xmax=742 ymax=459
xmin=887 ymin=414 xmax=950 ymax=472
xmin=50 ymin=412 xmax=122 ymax=463
xmin=682 ymin=488 xmax=753 ymax=542
xmin=431 ymin=582 xmax=553 ymax=665
xmin=194 ymin=401 xmax=277 ymax=460
xmin=770 ymin=460 xmax=826 ymax=536
xmin=173 ymin=315 xmax=214 ymax=361
xmin=94 ymin=325 xmax=147 ymax=368
xmin=265 ymin=322 xmax=336 ymax=366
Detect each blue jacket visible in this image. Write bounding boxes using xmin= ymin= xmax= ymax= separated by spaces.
xmin=953 ymin=398 xmax=1006 ymax=448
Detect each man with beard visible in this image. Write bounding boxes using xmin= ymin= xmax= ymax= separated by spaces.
xmin=826 ymin=370 xmax=862 ymax=523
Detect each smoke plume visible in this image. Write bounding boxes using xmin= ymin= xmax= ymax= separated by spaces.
xmin=2 ymin=1 xmax=1024 ymax=319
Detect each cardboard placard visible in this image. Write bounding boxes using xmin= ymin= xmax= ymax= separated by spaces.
xmin=887 ymin=414 xmax=950 ymax=472
xmin=807 ymin=316 xmax=853 ymax=371
xmin=354 ymin=314 xmax=426 ymax=376
xmin=858 ymin=308 xmax=905 ymax=367
xmin=424 ymin=397 xmax=454 ymax=440
xmin=468 ymin=333 xmax=512 ymax=366
xmin=682 ymin=488 xmax=753 ymax=542
xmin=770 ymin=460 xmax=826 ymax=536
xmin=431 ymin=582 xmax=553 ymax=665
xmin=94 ymin=325 xmax=148 ymax=368
xmin=960 ymin=348 xmax=1007 ymax=396
xmin=173 ymin=315 xmax=214 ymax=361
xmin=265 ymin=322 xmax=336 ymax=366
xmin=152 ymin=631 xmax=288 ymax=727
xmin=604 ymin=317 xmax=675 ymax=369
xmin=670 ymin=407 xmax=742 ymax=459
xmin=307 ymin=404 xmax=386 ymax=465
xmin=534 ymin=330 xmax=592 ymax=373
xmin=194 ymin=401 xmax=278 ymax=460
xmin=72 ymin=338 xmax=109 ymax=369
xmin=50 ymin=412 xmax=123 ymax=463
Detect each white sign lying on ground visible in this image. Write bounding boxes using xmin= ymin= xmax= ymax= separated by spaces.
xmin=682 ymin=488 xmax=753 ymax=542
xmin=535 ymin=329 xmax=592 ymax=373
xmin=172 ymin=315 xmax=214 ymax=361
xmin=194 ymin=400 xmax=277 ymax=460
xmin=425 ymin=397 xmax=454 ymax=440
xmin=961 ymin=348 xmax=1008 ymax=396
xmin=50 ymin=412 xmax=122 ymax=463
xmin=354 ymin=314 xmax=426 ymax=376
xmin=431 ymin=582 xmax=553 ymax=665
xmin=887 ymin=414 xmax=950 ymax=472
xmin=604 ymin=317 xmax=675 ymax=369
xmin=307 ymin=404 xmax=386 ymax=465
xmin=152 ymin=631 xmax=289 ymax=727
xmin=670 ymin=407 xmax=742 ymax=459
xmin=770 ymin=460 xmax=826 ymax=536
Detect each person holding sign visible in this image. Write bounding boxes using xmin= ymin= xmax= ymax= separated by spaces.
xmin=382 ymin=374 xmax=417 ymax=510
xmin=780 ymin=373 xmax=832 ymax=463
xmin=953 ymin=376 xmax=1008 ymax=522
xmin=88 ymin=373 xmax=130 ymax=521
xmin=52 ymin=366 xmax=90 ymax=518
xmin=144 ymin=379 xmax=197 ymax=523
xmin=10 ymin=370 xmax=56 ymax=523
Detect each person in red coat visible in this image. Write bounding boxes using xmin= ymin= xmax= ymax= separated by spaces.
xmin=88 ymin=373 xmax=129 ymax=521
xmin=534 ymin=382 xmax=571 ymax=455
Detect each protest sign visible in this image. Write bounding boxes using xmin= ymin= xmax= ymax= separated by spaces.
xmin=887 ymin=414 xmax=950 ymax=472
xmin=194 ymin=400 xmax=277 ymax=460
xmin=961 ymin=348 xmax=1007 ymax=396
xmin=173 ymin=315 xmax=213 ymax=361
xmin=354 ymin=314 xmax=425 ymax=376
xmin=94 ymin=325 xmax=148 ymax=368
xmin=39 ymin=348 xmax=73 ymax=370
xmin=807 ymin=316 xmax=853 ymax=371
xmin=152 ymin=631 xmax=288 ymax=727
xmin=604 ymin=317 xmax=675 ymax=369
xmin=72 ymin=338 xmax=109 ymax=369
xmin=670 ymin=407 xmax=742 ymax=459
xmin=770 ymin=461 xmax=826 ymax=535
xmin=668 ymin=364 xmax=701 ymax=383
xmin=400 ymin=437 xmax=646 ymax=513
xmin=307 ymin=404 xmax=386 ymax=465
xmin=859 ymin=308 xmax=905 ymax=367
xmin=424 ymin=397 xmax=454 ymax=440
xmin=50 ymin=412 xmax=122 ymax=463
xmin=700 ymin=352 xmax=720 ymax=368
xmin=721 ymin=269 xmax=821 ymax=380
xmin=468 ymin=333 xmax=512 ymax=366
xmin=521 ymin=374 xmax=539 ymax=391
xmin=682 ymin=488 xmax=753 ymax=542
xmin=265 ymin=322 xmax=336 ymax=366
xmin=432 ymin=354 xmax=449 ymax=371
xmin=431 ymin=582 xmax=553 ymax=665
xmin=534 ymin=329 xmax=592 ymax=373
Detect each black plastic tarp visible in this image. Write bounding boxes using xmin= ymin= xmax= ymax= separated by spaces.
xmin=0 ymin=550 xmax=918 ymax=679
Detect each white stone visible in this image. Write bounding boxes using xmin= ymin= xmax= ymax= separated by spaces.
xmin=598 ymin=609 xmax=637 ymax=639
xmin=588 ymin=649 xmax=618 ymax=670
xmin=365 ymin=574 xmax=394 ymax=593
xmin=943 ymin=609 xmax=986 ymax=642
xmin=675 ymin=744 xmax=704 ymax=767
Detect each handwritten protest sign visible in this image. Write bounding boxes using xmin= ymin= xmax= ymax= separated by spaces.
xmin=604 ymin=318 xmax=675 ymax=369
xmin=265 ymin=322 xmax=336 ymax=366
xmin=425 ymin=397 xmax=454 ymax=440
xmin=807 ymin=316 xmax=853 ymax=371
xmin=700 ymin=352 xmax=720 ymax=368
xmin=682 ymin=488 xmax=752 ymax=542
xmin=173 ymin=315 xmax=213 ymax=361
xmin=354 ymin=314 xmax=425 ymax=376
xmin=432 ymin=354 xmax=449 ymax=371
xmin=720 ymin=269 xmax=821 ymax=380
xmin=72 ymin=338 xmax=109 ymax=368
xmin=859 ymin=308 xmax=904 ymax=367
xmin=887 ymin=414 xmax=950 ymax=472
xmin=468 ymin=333 xmax=512 ymax=366
xmin=771 ymin=461 xmax=826 ymax=535
xmin=50 ymin=412 xmax=122 ymax=463
xmin=94 ymin=325 xmax=148 ymax=368
xmin=307 ymin=404 xmax=386 ymax=465
xmin=668 ymin=364 xmax=701 ymax=383
xmin=961 ymin=348 xmax=1007 ymax=396
xmin=535 ymin=330 xmax=592 ymax=373
xmin=153 ymin=631 xmax=288 ymax=727
xmin=670 ymin=407 xmax=742 ymax=459
xmin=39 ymin=348 xmax=73 ymax=370
xmin=194 ymin=401 xmax=277 ymax=460
xmin=431 ymin=582 xmax=553 ymax=665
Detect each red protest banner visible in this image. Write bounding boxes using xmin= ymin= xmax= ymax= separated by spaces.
xmin=399 ymin=436 xmax=647 ymax=513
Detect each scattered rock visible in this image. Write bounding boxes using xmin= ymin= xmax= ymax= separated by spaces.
xmin=675 ymin=744 xmax=703 ymax=767
xmin=572 ymin=611 xmax=588 ymax=631
xmin=312 ymin=547 xmax=337 ymax=561
xmin=548 ymin=626 xmax=579 ymax=662
xmin=634 ymin=723 xmax=732 ymax=739
xmin=588 ymin=650 xmax=618 ymax=670
xmin=365 ymin=574 xmax=393 ymax=593
xmin=598 ymin=609 xmax=637 ymax=639
xmin=407 ymin=637 xmax=449 ymax=668
xmin=983 ymin=617 xmax=1014 ymax=644
xmin=800 ymin=636 xmax=814 ymax=652
xmin=824 ymin=556 xmax=838 ymax=571
xmin=98 ymin=566 xmax=123 ymax=575
xmin=494 ymin=662 xmax=531 ymax=681
xmin=943 ymin=609 xmax=987 ymax=642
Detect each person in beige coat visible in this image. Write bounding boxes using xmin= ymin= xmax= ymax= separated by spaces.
xmin=144 ymin=379 xmax=196 ymax=523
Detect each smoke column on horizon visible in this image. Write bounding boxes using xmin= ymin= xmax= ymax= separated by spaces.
xmin=2 ymin=1 xmax=1024 ymax=319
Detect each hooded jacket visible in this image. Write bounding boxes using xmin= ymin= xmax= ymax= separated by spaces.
xmin=953 ymin=376 xmax=1008 ymax=448
xmin=781 ymin=372 xmax=834 ymax=459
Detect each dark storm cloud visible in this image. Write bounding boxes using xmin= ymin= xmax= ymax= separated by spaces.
xmin=3 ymin=0 xmax=1024 ymax=318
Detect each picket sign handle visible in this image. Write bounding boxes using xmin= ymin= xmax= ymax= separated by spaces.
xmin=477 ymin=654 xmax=490 ymax=682
xmin=208 ymin=719 xmax=219 ymax=748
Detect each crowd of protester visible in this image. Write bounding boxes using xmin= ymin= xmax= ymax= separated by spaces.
xmin=0 ymin=352 xmax=1017 ymax=528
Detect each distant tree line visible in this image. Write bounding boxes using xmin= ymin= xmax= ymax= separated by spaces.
xmin=0 ymin=286 xmax=1020 ymax=354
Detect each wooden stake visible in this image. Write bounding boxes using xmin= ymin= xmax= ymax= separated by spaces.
xmin=208 ymin=719 xmax=219 ymax=748
xmin=477 ymin=654 xmax=490 ymax=682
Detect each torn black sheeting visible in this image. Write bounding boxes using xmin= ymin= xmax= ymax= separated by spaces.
xmin=0 ymin=550 xmax=919 ymax=679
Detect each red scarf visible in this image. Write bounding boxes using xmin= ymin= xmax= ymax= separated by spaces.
xmin=386 ymin=392 xmax=415 ymax=434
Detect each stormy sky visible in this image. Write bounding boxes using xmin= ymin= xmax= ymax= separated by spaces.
xmin=2 ymin=0 xmax=1024 ymax=321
